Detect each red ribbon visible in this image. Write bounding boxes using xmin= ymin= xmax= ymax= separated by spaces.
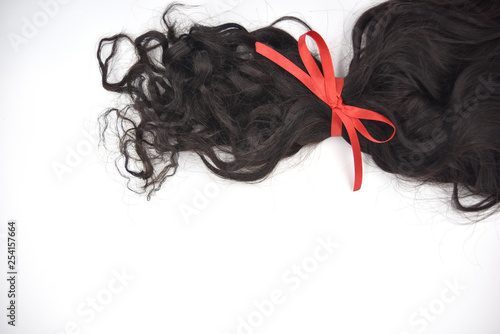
xmin=255 ymin=31 xmax=395 ymax=191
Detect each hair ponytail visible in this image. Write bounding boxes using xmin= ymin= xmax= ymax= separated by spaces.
xmin=98 ymin=1 xmax=500 ymax=213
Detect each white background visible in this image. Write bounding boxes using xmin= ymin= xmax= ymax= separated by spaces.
xmin=1 ymin=0 xmax=499 ymax=333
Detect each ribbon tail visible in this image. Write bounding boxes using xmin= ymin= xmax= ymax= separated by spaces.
xmin=341 ymin=116 xmax=363 ymax=191
xmin=351 ymin=134 xmax=363 ymax=192
xmin=331 ymin=112 xmax=342 ymax=137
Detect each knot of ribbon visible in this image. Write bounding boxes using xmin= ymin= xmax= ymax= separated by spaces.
xmin=255 ymin=31 xmax=396 ymax=191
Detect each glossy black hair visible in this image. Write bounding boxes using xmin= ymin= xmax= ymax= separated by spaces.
xmin=98 ymin=0 xmax=500 ymax=213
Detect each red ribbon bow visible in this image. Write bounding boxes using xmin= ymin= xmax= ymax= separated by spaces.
xmin=255 ymin=31 xmax=395 ymax=191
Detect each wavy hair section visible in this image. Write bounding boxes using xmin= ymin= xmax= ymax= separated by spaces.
xmin=98 ymin=5 xmax=330 ymax=198
xmin=343 ymin=0 xmax=500 ymax=212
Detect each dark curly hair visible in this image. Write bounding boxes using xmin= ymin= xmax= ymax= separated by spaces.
xmin=97 ymin=0 xmax=500 ymax=213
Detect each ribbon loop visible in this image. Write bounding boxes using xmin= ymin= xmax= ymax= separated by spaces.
xmin=255 ymin=31 xmax=396 ymax=191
